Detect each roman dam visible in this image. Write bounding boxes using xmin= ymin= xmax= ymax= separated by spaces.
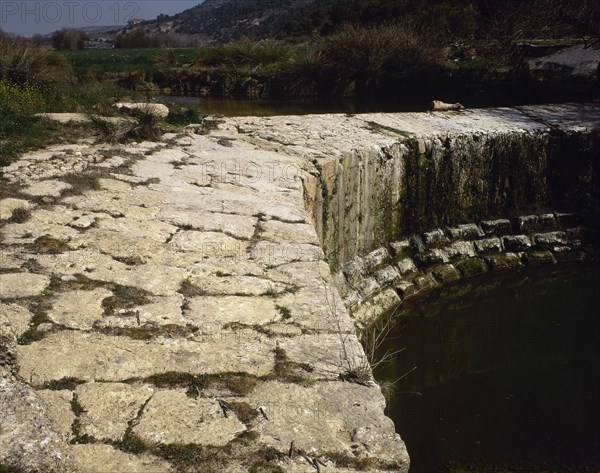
xmin=1 ymin=103 xmax=599 ymax=472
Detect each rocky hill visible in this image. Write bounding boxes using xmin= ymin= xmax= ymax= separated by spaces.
xmin=134 ymin=0 xmax=598 ymax=43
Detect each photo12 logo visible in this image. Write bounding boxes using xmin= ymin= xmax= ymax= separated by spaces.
xmin=1 ymin=1 xmax=140 ymax=25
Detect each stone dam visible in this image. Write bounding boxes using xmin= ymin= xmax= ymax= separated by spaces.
xmin=0 ymin=103 xmax=599 ymax=472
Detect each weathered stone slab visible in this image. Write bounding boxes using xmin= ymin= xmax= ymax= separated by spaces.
xmin=0 ymin=273 xmax=50 ymax=299
xmin=389 ymin=240 xmax=411 ymax=260
xmin=249 ymin=242 xmax=324 ymax=267
xmin=1 ymin=221 xmax=79 ymax=245
xmin=157 ymin=209 xmax=257 ymax=241
xmin=0 ymin=303 xmax=32 ymax=337
xmin=266 ymin=260 xmax=331 ymax=287
xmin=363 ymin=247 xmax=390 ymax=272
xmin=277 ymin=286 xmax=355 ymax=333
xmin=37 ymin=389 xmax=75 ymax=443
xmin=48 ymin=288 xmax=112 ymax=330
xmin=18 ymin=331 xmax=275 ymax=385
xmin=88 ymin=264 xmax=188 ymax=297
xmin=77 ymin=382 xmax=154 ymax=441
xmin=186 ymin=296 xmax=280 ymax=328
xmin=422 ymin=229 xmax=448 ymax=247
xmin=0 ymin=369 xmax=70 ymax=472
xmin=189 ymin=274 xmax=283 ymax=296
xmin=246 ymin=381 xmax=409 ymax=468
xmin=169 ymin=230 xmax=247 ymax=257
xmin=395 ymin=258 xmax=418 ymax=276
xmin=414 ymin=249 xmax=450 ymax=267
xmin=70 ymin=444 xmax=172 ymax=473
xmin=23 ymin=180 xmax=72 ymax=197
xmin=133 ymin=389 xmax=245 ymax=446
xmin=375 ymin=266 xmax=399 ymax=286
xmin=261 ymin=219 xmax=319 ymax=245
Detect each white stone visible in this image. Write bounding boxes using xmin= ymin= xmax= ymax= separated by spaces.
xmin=186 ymin=296 xmax=280 ymax=328
xmin=23 ymin=180 xmax=72 ymax=197
xmin=48 ymin=288 xmax=112 ymax=330
xmin=115 ymin=102 xmax=170 ymax=118
xmin=133 ymin=389 xmax=246 ymax=446
xmin=37 ymin=389 xmax=75 ymax=443
xmin=0 ymin=273 xmax=50 ymax=299
xmin=0 ymin=303 xmax=32 ymax=337
xmin=77 ymin=382 xmax=154 ymax=441
xmin=70 ymin=444 xmax=172 ymax=473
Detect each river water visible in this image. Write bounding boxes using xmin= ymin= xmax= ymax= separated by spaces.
xmin=374 ymin=265 xmax=600 ymax=473
xmin=157 ymin=95 xmax=431 ymax=116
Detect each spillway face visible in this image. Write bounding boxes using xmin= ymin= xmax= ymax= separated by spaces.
xmin=303 ymin=105 xmax=600 ymax=322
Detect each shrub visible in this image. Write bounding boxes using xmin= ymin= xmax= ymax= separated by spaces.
xmin=196 ymin=39 xmax=293 ymax=70
xmin=0 ymin=80 xmax=46 ymax=114
xmin=0 ymin=34 xmax=73 ymax=88
xmin=166 ymin=103 xmax=201 ymax=125
xmin=318 ymin=21 xmax=446 ymax=96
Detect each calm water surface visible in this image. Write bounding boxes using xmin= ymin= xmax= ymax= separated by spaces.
xmin=156 ymin=95 xmax=427 ymax=116
xmin=375 ymin=265 xmax=600 ymax=473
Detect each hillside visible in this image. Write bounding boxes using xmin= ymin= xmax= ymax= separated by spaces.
xmin=139 ymin=0 xmax=598 ymax=43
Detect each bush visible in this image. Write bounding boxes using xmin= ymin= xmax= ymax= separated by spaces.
xmin=52 ymin=28 xmax=88 ymax=50
xmin=318 ymin=21 xmax=446 ymax=96
xmin=0 ymin=80 xmax=46 ymax=114
xmin=0 ymin=34 xmax=73 ymax=88
xmin=166 ymin=103 xmax=201 ymax=125
xmin=196 ymin=39 xmax=294 ymax=70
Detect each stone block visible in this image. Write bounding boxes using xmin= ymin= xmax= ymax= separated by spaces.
xmin=446 ymin=223 xmax=484 ymax=240
xmin=480 ymin=218 xmax=512 ymax=236
xmin=503 ymin=235 xmax=532 ymax=252
xmin=455 ymin=258 xmax=489 ymax=278
xmin=485 ymin=253 xmax=522 ymax=271
xmin=523 ymin=251 xmax=557 ymax=267
xmin=431 ymin=264 xmax=461 ymax=283
xmin=474 ymin=237 xmax=504 ymax=254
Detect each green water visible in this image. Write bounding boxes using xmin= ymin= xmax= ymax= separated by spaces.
xmin=375 ymin=265 xmax=600 ymax=473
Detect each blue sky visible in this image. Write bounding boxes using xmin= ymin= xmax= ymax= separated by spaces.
xmin=0 ymin=1 xmax=202 ymax=36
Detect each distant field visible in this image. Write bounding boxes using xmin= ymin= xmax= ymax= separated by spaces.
xmin=60 ymin=48 xmax=199 ymax=75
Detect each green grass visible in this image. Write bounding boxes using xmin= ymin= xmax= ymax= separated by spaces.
xmin=61 ymin=48 xmax=199 ymax=75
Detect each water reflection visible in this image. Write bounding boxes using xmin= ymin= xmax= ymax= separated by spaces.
xmin=156 ymin=95 xmax=427 ymax=117
xmin=375 ymin=265 xmax=600 ymax=473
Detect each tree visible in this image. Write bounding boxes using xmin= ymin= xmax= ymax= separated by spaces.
xmin=52 ymin=28 xmax=87 ymax=50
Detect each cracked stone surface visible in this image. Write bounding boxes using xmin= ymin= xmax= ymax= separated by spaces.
xmin=0 ymin=303 xmax=32 ymax=337
xmin=186 ymin=295 xmax=280 ymax=328
xmin=48 ymin=288 xmax=113 ymax=330
xmin=19 ymin=331 xmax=276 ymax=384
xmin=20 ymin=107 xmax=600 ymax=471
xmin=37 ymin=389 xmax=75 ymax=443
xmin=76 ymin=382 xmax=154 ymax=441
xmin=247 ymin=381 xmax=408 ymax=466
xmin=0 ymin=273 xmax=50 ymax=299
xmin=23 ymin=179 xmax=72 ymax=197
xmin=133 ymin=389 xmax=246 ymax=446
xmin=0 ymin=368 xmax=71 ymax=472
xmin=70 ymin=444 xmax=172 ymax=473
